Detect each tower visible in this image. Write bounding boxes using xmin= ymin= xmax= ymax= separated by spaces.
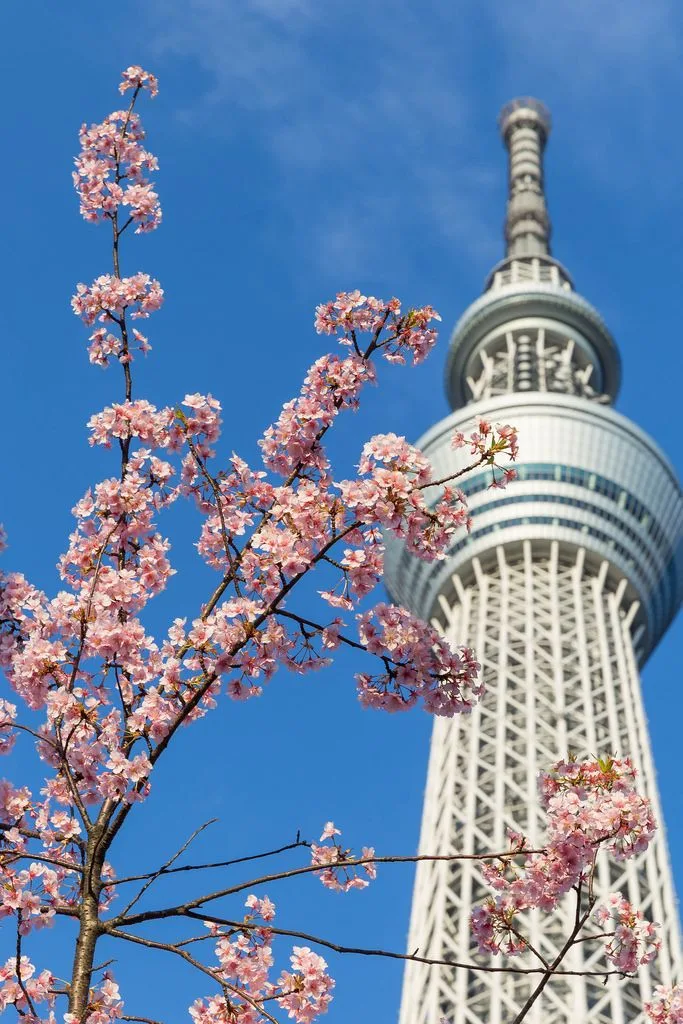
xmin=386 ymin=99 xmax=683 ymax=1023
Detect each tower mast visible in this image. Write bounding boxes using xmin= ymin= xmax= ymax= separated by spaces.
xmin=387 ymin=99 xmax=682 ymax=1024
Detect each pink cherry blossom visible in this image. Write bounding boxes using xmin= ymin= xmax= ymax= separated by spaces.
xmin=472 ymin=757 xmax=657 ymax=962
xmin=0 ymin=956 xmax=54 ymax=1016
xmin=645 ymin=985 xmax=683 ymax=1023
xmin=72 ymin=273 xmax=164 ymax=364
xmin=314 ymin=291 xmax=440 ymax=365
xmin=0 ymin=698 xmax=17 ymax=755
xmin=310 ymin=824 xmax=377 ymax=892
xmin=593 ymin=892 xmax=660 ymax=973
xmin=74 ymin=77 xmax=161 ymax=232
xmin=245 ymin=893 xmax=276 ymax=922
xmin=119 ymin=65 xmax=159 ymax=98
xmin=355 ymin=603 xmax=483 ymax=715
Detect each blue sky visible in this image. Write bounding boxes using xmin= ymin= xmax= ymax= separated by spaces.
xmin=2 ymin=1 xmax=683 ymax=1020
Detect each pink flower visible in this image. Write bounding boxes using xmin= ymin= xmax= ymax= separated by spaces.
xmin=645 ymin=984 xmax=683 ymax=1023
xmin=119 ymin=65 xmax=159 ymax=97
xmin=355 ymin=603 xmax=482 ymax=716
xmin=594 ymin=893 xmax=660 ymax=974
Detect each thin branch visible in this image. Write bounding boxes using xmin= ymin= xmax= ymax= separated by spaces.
xmin=105 ymin=927 xmax=281 ymax=1024
xmin=122 ymin=1017 xmax=165 ymax=1024
xmin=115 ymin=834 xmax=307 ymax=885
xmin=274 ymin=609 xmax=366 ymax=652
xmin=175 ymin=912 xmax=625 ymax=980
xmin=113 ymin=848 xmax=545 ymax=927
xmin=510 ymin=880 xmax=594 ymax=1024
xmin=426 ymin=451 xmax=492 ymax=491
xmin=119 ymin=819 xmax=218 ymax=917
xmin=508 ymin=923 xmax=550 ymax=970
xmin=16 ymin=913 xmax=38 ymax=1017
xmin=1 ymin=851 xmax=84 ymax=874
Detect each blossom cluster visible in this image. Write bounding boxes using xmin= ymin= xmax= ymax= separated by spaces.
xmin=338 ymin=433 xmax=470 ymax=561
xmin=356 ymin=603 xmax=482 ymax=715
xmin=260 ymin=353 xmax=376 ymax=481
xmin=539 ymin=756 xmax=655 ymax=858
xmin=645 ymin=984 xmax=683 ymax=1023
xmin=63 ymin=975 xmax=123 ymax=1024
xmin=310 ymin=821 xmax=377 ymax=892
xmin=471 ymin=757 xmax=658 ymax=966
xmin=453 ymin=418 xmax=518 ymax=487
xmin=593 ymin=892 xmax=660 ymax=973
xmin=189 ymin=897 xmax=334 ymax=1024
xmin=119 ymin=65 xmax=159 ymax=98
xmin=0 ymin=957 xmax=54 ymax=1017
xmin=315 ymin=290 xmax=441 ymax=365
xmin=74 ymin=67 xmax=160 ymax=232
xmin=71 ymin=273 xmax=163 ymax=365
xmin=88 ymin=399 xmax=174 ymax=448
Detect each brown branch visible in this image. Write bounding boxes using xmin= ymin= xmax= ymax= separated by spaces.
xmin=115 ymin=834 xmax=308 ymax=885
xmin=15 ymin=913 xmax=38 ymax=1017
xmin=185 ymin=435 xmax=239 ymax=586
xmin=119 ymin=819 xmax=218 ymax=917
xmin=423 ymin=452 xmax=490 ymax=491
xmin=112 ymin=848 xmax=545 ymax=927
xmin=122 ymin=1017 xmax=165 ymax=1024
xmin=274 ymin=609 xmax=366 ymax=652
xmin=111 ymin=913 xmax=627 ymax=981
xmin=508 ymin=923 xmax=550 ymax=970
xmin=104 ymin=926 xmax=281 ymax=1024
xmin=1 ymin=851 xmax=84 ymax=875
xmin=510 ymin=877 xmax=593 ymax=1024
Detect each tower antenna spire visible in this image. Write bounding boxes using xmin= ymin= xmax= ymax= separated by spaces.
xmin=498 ymin=97 xmax=552 ymax=257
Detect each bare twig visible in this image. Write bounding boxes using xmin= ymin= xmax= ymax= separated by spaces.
xmin=115 ymin=833 xmax=308 ymax=885
xmin=122 ymin=1017 xmax=166 ymax=1024
xmin=16 ymin=913 xmax=38 ymax=1017
xmin=119 ymin=819 xmax=218 ymax=917
xmin=176 ymin=912 xmax=625 ymax=980
xmin=510 ymin=877 xmax=594 ymax=1024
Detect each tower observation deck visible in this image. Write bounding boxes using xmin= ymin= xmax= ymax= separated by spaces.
xmin=386 ymin=99 xmax=682 ymax=1024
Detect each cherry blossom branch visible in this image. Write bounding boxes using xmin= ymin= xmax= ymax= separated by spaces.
xmin=15 ymin=912 xmax=38 ymax=1018
xmin=168 ymin=913 xmax=626 ymax=980
xmin=183 ymin=433 xmax=240 ymax=584
xmin=273 ymin=609 xmax=366 ymax=652
xmin=510 ymin=883 xmax=594 ymax=1024
xmin=101 ymin=517 xmax=368 ymax=846
xmin=111 ymin=849 xmax=545 ymax=928
xmin=104 ymin=926 xmax=282 ymax=1024
xmin=122 ymin=1017 xmax=165 ymax=1024
xmin=1 ymin=850 xmax=84 ymax=875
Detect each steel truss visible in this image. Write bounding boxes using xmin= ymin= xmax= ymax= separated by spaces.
xmin=399 ymin=542 xmax=679 ymax=1024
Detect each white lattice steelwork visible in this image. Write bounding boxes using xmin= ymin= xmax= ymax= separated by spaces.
xmin=398 ymin=545 xmax=679 ymax=1024
xmin=386 ymin=99 xmax=682 ymax=1023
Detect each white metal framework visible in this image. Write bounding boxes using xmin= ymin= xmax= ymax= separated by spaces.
xmin=398 ymin=543 xmax=679 ymax=1024
xmin=387 ymin=99 xmax=682 ymax=1023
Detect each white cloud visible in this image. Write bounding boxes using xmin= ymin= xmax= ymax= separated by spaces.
xmin=491 ymin=0 xmax=683 ymax=189
xmin=145 ymin=0 xmax=683 ymax=274
xmin=145 ymin=0 xmax=502 ymax=275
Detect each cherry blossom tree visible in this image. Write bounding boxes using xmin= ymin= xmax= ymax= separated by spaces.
xmin=0 ymin=66 xmax=679 ymax=1024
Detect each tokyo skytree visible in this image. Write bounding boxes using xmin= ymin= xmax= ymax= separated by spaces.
xmin=386 ymin=99 xmax=682 ymax=1023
